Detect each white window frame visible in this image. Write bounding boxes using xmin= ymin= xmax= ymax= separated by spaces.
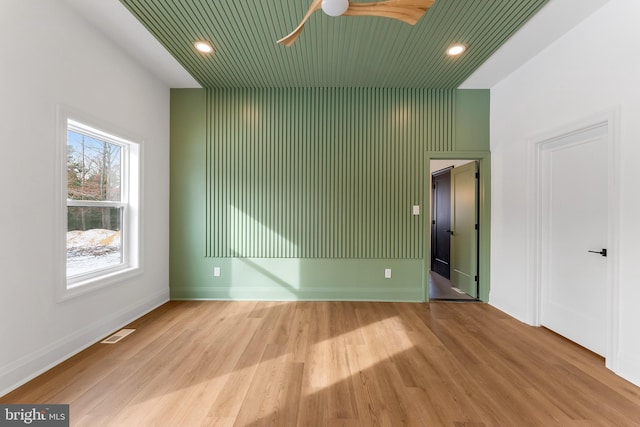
xmin=56 ymin=106 xmax=142 ymax=301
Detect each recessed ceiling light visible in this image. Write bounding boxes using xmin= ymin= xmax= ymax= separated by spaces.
xmin=447 ymin=44 xmax=466 ymax=56
xmin=194 ymin=41 xmax=214 ymax=54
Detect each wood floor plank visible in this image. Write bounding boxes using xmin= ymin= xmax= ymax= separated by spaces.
xmin=3 ymin=301 xmax=640 ymax=426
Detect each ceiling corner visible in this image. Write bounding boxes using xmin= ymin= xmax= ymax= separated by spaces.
xmin=459 ymin=0 xmax=612 ymax=89
xmin=62 ymin=0 xmax=201 ymax=89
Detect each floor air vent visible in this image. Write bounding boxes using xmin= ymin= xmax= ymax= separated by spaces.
xmin=101 ymin=328 xmax=135 ymax=344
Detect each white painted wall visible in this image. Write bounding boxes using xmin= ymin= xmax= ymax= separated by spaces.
xmin=490 ymin=0 xmax=640 ymax=385
xmin=0 ymin=1 xmax=170 ymax=395
xmin=460 ymin=0 xmax=611 ymax=89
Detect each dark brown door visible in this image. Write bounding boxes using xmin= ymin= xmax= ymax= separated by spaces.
xmin=432 ymin=168 xmax=451 ymax=279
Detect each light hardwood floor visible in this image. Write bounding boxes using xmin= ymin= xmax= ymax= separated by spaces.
xmin=3 ymin=301 xmax=640 ymax=426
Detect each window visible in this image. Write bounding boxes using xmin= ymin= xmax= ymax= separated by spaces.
xmin=58 ymin=108 xmax=141 ymax=298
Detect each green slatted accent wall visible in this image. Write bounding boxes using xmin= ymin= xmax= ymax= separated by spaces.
xmin=205 ymin=88 xmax=455 ymax=259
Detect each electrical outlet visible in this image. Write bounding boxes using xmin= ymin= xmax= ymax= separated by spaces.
xmin=412 ymin=205 xmax=420 ymax=215
xmin=214 ymin=267 xmax=221 ymax=277
xmin=384 ymin=268 xmax=392 ymax=279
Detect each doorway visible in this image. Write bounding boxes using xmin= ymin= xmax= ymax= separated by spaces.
xmin=539 ymin=123 xmax=610 ymax=356
xmin=429 ymin=159 xmax=479 ymax=301
xmin=529 ymin=110 xmax=619 ymax=368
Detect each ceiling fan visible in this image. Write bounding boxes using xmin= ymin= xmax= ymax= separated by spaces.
xmin=277 ymin=0 xmax=436 ymax=46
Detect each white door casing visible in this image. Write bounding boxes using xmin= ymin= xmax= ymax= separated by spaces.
xmin=528 ymin=109 xmax=620 ymax=369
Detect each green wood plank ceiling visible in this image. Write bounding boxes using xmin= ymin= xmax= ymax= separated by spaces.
xmin=119 ymin=0 xmax=549 ymax=88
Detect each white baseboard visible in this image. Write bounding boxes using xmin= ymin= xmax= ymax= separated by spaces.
xmin=488 ymin=299 xmax=530 ymax=325
xmin=615 ymin=352 xmax=640 ymax=388
xmin=0 ymin=290 xmax=169 ymax=397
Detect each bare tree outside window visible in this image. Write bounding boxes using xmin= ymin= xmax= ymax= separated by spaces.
xmin=66 ymin=129 xmax=125 ymax=277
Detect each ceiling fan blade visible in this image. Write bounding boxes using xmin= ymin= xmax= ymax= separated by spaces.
xmin=277 ymin=0 xmax=323 ymax=46
xmin=343 ymin=0 xmax=435 ymax=25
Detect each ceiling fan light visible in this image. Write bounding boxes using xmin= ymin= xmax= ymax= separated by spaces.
xmin=321 ymin=0 xmax=349 ymax=17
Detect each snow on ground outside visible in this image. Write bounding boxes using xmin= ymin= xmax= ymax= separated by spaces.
xmin=67 ymin=229 xmax=122 ymax=276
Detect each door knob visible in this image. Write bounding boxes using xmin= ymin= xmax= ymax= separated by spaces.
xmin=587 ymin=248 xmax=607 ymax=257
xmin=445 ymin=229 xmax=454 ymax=235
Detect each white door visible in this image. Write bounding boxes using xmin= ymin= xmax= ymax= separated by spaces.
xmin=540 ymin=124 xmax=608 ymax=356
xmin=450 ymin=162 xmax=478 ymax=298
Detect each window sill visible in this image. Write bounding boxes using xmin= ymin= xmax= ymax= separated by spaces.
xmin=58 ymin=266 xmax=142 ymax=302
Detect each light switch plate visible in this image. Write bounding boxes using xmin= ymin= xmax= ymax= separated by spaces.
xmin=412 ymin=205 xmax=420 ymax=215
xmin=384 ymin=268 xmax=392 ymax=279
xmin=214 ymin=267 xmax=221 ymax=277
